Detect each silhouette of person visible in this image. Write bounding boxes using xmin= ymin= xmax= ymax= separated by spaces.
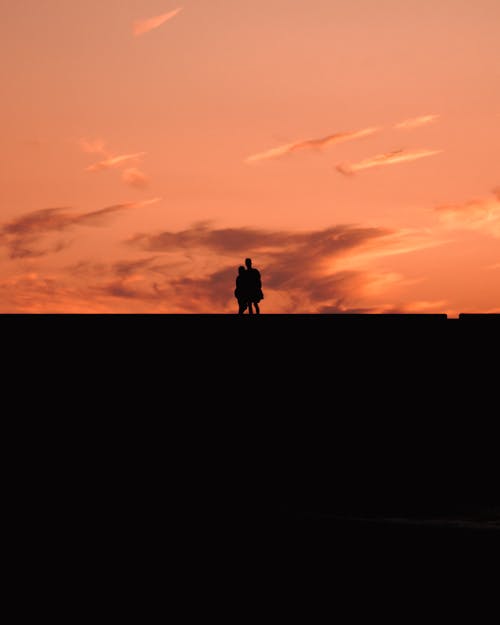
xmin=245 ymin=258 xmax=264 ymax=315
xmin=234 ymin=266 xmax=250 ymax=315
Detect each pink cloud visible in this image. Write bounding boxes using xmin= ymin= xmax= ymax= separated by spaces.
xmin=86 ymin=152 xmax=146 ymax=173
xmin=133 ymin=7 xmax=183 ymax=37
xmin=80 ymin=140 xmax=151 ymax=185
xmin=435 ymin=188 xmax=500 ymax=236
xmin=336 ymin=148 xmax=443 ymax=175
xmin=245 ymin=127 xmax=380 ymax=164
xmin=79 ymin=138 xmax=107 ymax=155
xmin=122 ymin=168 xmax=150 ymax=189
xmin=0 ymin=198 xmax=161 ymax=259
xmin=394 ymin=115 xmax=440 ymax=130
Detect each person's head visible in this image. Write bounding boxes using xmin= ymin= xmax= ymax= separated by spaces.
xmin=245 ymin=258 xmax=252 ymax=269
xmin=238 ymin=266 xmax=246 ymax=275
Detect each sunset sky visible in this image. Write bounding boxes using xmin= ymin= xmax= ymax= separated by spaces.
xmin=1 ymin=0 xmax=499 ymax=314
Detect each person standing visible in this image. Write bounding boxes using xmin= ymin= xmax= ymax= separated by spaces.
xmin=245 ymin=258 xmax=264 ymax=315
xmin=234 ymin=266 xmax=250 ymax=314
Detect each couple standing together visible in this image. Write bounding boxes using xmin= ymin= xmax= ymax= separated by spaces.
xmin=234 ymin=258 xmax=264 ymax=315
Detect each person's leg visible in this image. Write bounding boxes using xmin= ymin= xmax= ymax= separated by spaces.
xmin=254 ymin=302 xmax=260 ymax=315
xmin=248 ymin=302 xmax=254 ymax=315
xmin=238 ymin=302 xmax=246 ymax=315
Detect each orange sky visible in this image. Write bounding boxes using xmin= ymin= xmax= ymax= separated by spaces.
xmin=1 ymin=0 xmax=499 ymax=314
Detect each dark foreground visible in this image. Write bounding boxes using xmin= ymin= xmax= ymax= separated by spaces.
xmin=5 ymin=314 xmax=497 ymax=620
xmin=6 ymin=313 xmax=499 ymax=543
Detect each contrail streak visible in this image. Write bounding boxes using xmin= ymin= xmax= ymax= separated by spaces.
xmin=336 ymin=148 xmax=443 ymax=175
xmin=245 ymin=127 xmax=380 ymax=163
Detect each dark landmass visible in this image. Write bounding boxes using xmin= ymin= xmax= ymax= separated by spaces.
xmin=6 ymin=313 xmax=498 ymax=538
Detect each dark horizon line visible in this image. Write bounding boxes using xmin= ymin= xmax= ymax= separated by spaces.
xmin=1 ymin=313 xmax=499 ymax=319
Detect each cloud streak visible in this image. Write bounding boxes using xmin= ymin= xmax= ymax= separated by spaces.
xmin=435 ymin=188 xmax=500 ymax=236
xmin=0 ymin=199 xmax=161 ymax=259
xmin=336 ymin=148 xmax=443 ymax=175
xmin=80 ymin=138 xmax=107 ymax=154
xmin=394 ymin=114 xmax=440 ymax=130
xmin=86 ymin=152 xmax=147 ymax=172
xmin=133 ymin=7 xmax=183 ymax=37
xmin=245 ymin=127 xmax=380 ymax=163
xmin=122 ymin=168 xmax=150 ymax=188
xmin=80 ymin=138 xmax=152 ymax=187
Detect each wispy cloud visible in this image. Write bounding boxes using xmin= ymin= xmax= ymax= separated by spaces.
xmin=80 ymin=138 xmax=151 ymax=186
xmin=336 ymin=148 xmax=443 ymax=175
xmin=79 ymin=138 xmax=107 ymax=155
xmin=0 ymin=199 xmax=161 ymax=259
xmin=73 ymin=198 xmax=161 ymax=225
xmin=0 ymin=271 xmax=156 ymax=314
xmin=385 ymin=299 xmax=449 ymax=313
xmin=126 ymin=221 xmax=437 ymax=312
xmin=245 ymin=127 xmax=380 ymax=164
xmin=0 ymin=217 xmax=443 ymax=313
xmin=245 ymin=115 xmax=441 ymax=166
xmin=86 ymin=152 xmax=147 ymax=173
xmin=126 ymin=223 xmax=391 ymax=311
xmin=332 ymin=229 xmax=444 ymax=271
xmin=133 ymin=7 xmax=183 ymax=37
xmin=318 ymin=298 xmax=449 ymax=315
xmin=394 ymin=114 xmax=440 ymax=130
xmin=435 ymin=188 xmax=500 ymax=236
xmin=122 ymin=168 xmax=150 ymax=189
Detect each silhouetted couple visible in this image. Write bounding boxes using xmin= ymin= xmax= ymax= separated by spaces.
xmin=235 ymin=258 xmax=264 ymax=315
